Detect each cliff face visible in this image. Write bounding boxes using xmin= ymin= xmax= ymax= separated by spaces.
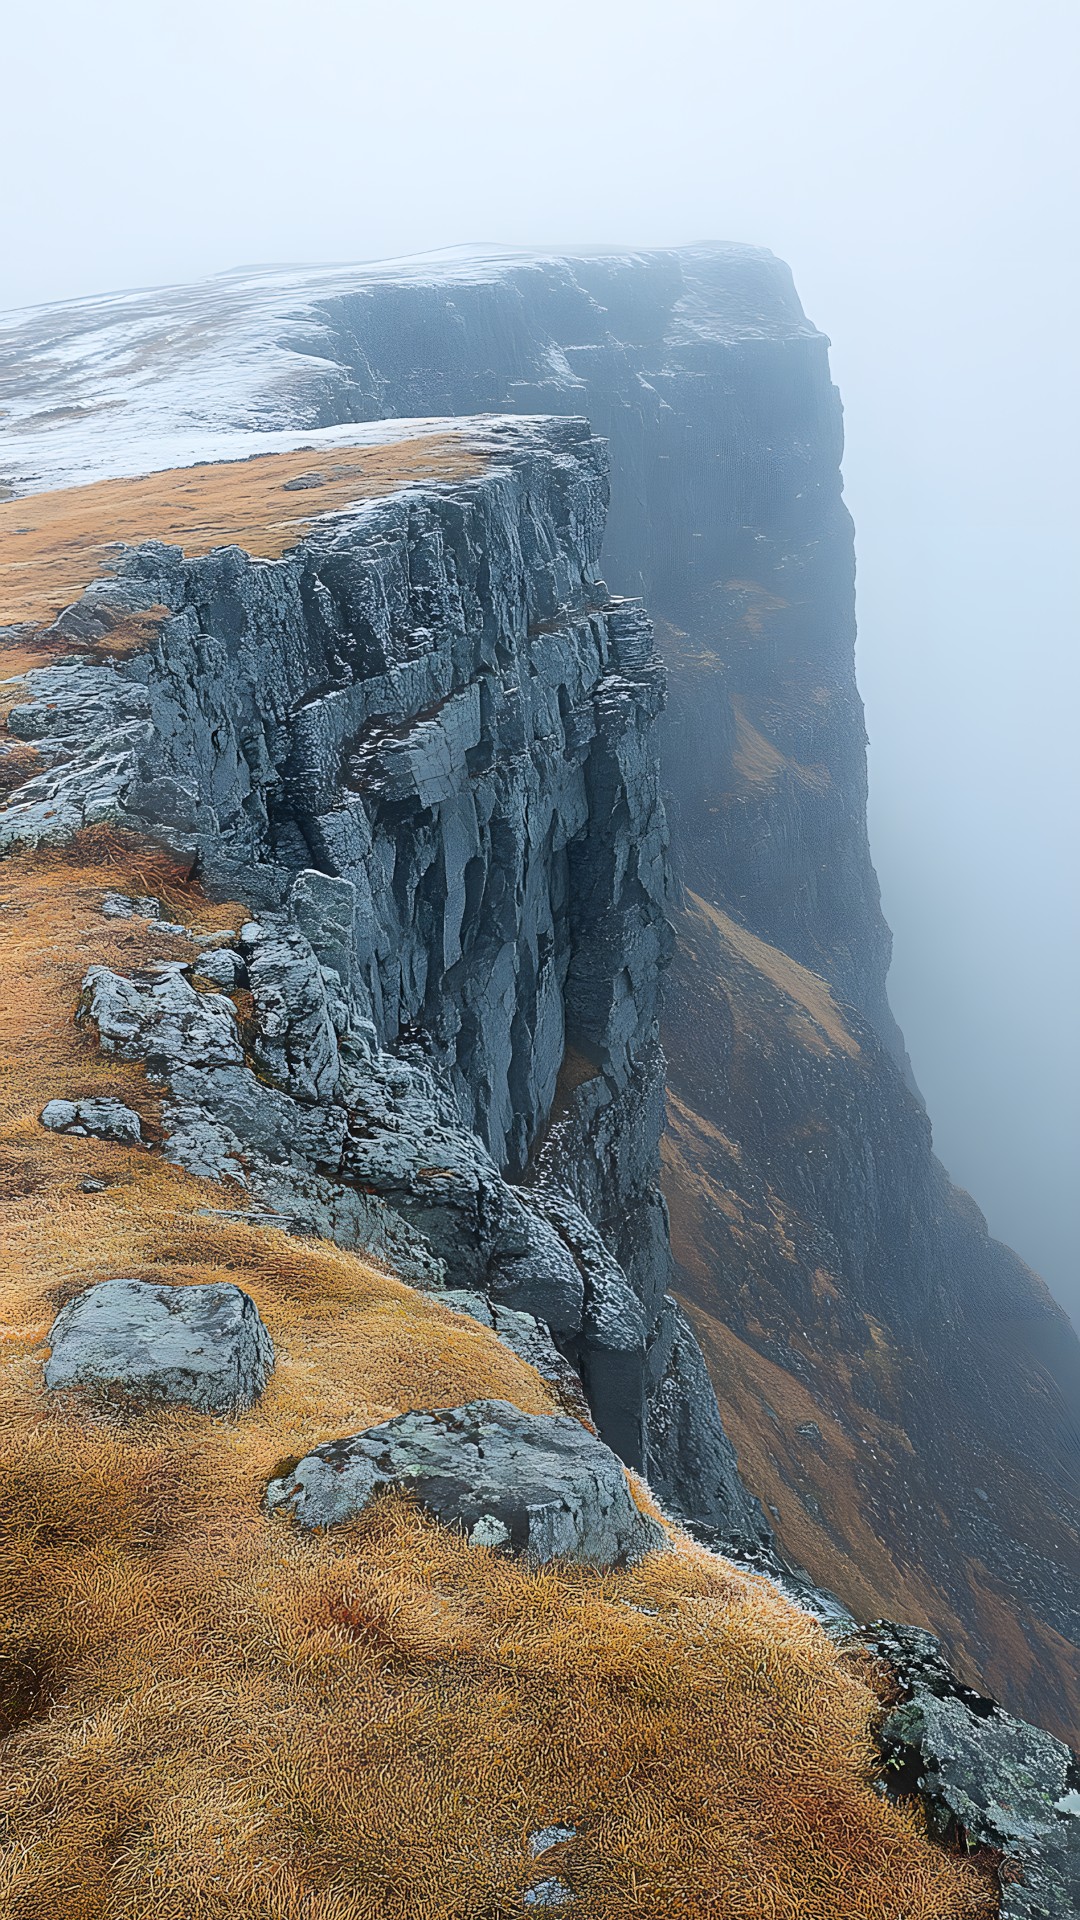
xmin=0 ymin=416 xmax=764 ymax=1541
xmin=1 ymin=247 xmax=1077 ymax=1741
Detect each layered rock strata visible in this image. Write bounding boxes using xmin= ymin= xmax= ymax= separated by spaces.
xmin=0 ymin=416 xmax=765 ymax=1544
xmin=64 ymin=241 xmax=1070 ymax=1740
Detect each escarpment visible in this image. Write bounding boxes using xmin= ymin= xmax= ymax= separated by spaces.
xmin=1 ymin=253 xmax=1077 ymax=1915
xmin=0 ymin=422 xmax=1020 ymax=1920
xmin=0 ymin=415 xmax=764 ymax=1542
xmin=31 ymin=240 xmax=1066 ymax=1745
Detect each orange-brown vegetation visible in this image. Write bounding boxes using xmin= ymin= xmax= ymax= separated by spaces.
xmin=686 ymin=892 xmax=859 ymax=1060
xmin=729 ymin=697 xmax=832 ymax=797
xmin=0 ymin=436 xmax=485 ymax=629
xmin=661 ymin=893 xmax=1080 ymax=1743
xmin=722 ymin=579 xmax=790 ymax=640
xmin=0 ymin=835 xmax=998 ymax=1917
xmin=0 ymin=742 xmax=42 ymax=799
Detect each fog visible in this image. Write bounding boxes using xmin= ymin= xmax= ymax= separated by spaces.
xmin=4 ymin=0 xmax=1077 ymax=1324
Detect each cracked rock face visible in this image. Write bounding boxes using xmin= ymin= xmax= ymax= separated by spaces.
xmin=860 ymin=1623 xmax=1080 ymax=1919
xmin=3 ymin=414 xmax=767 ymax=1555
xmin=265 ymin=1399 xmax=666 ymax=1566
xmin=44 ymin=1278 xmax=274 ymax=1414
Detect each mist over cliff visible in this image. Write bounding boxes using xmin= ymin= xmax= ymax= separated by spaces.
xmin=1 ymin=232 xmax=1078 ymax=1914
xmin=4 ymin=1 xmax=1077 ymax=1343
xmin=1 ymin=242 xmax=1076 ymax=1754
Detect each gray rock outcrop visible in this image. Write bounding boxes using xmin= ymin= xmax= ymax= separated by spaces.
xmin=859 ymin=1622 xmax=1080 ymax=1919
xmin=44 ymin=1278 xmax=274 ymax=1413
xmin=0 ymin=416 xmax=761 ymax=1540
xmin=40 ymin=1097 xmax=143 ymax=1145
xmin=265 ymin=1399 xmax=665 ymax=1565
xmin=436 ymin=1291 xmax=590 ymax=1417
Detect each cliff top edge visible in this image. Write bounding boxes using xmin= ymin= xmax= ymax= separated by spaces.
xmin=0 ymin=245 xmax=819 ymax=498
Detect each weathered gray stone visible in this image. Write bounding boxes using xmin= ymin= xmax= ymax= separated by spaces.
xmin=859 ymin=1622 xmax=1080 ymax=1920
xmin=102 ymin=891 xmax=161 ymax=920
xmin=523 ymin=1881 xmax=574 ymax=1909
xmin=81 ymin=962 xmax=244 ymax=1074
xmin=40 ymin=1097 xmax=143 ymax=1145
xmin=436 ymin=1290 xmax=590 ymax=1417
xmin=522 ymin=1186 xmax=646 ymax=1467
xmin=265 ymin=1400 xmax=665 ymax=1565
xmin=240 ymin=920 xmax=341 ymax=1102
xmin=0 ymin=415 xmax=764 ymax=1548
xmin=44 ymin=1277 xmax=274 ymax=1413
xmin=192 ymin=947 xmax=247 ymax=990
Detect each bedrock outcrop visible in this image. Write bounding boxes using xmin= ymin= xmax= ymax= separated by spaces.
xmin=4 ymin=260 xmax=1076 ymax=1733
xmin=858 ymin=1623 xmax=1080 ymax=1920
xmin=162 ymin=241 xmax=1076 ymax=1741
xmin=0 ymin=416 xmax=766 ymax=1545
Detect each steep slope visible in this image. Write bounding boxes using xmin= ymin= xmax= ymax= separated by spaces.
xmin=0 ymin=423 xmax=1008 ymax=1920
xmin=0 ymin=844 xmax=999 ymax=1920
xmin=0 ymin=416 xmax=765 ymax=1537
xmin=663 ymin=891 xmax=1080 ymax=1740
xmin=1 ymin=246 xmax=1076 ymax=1742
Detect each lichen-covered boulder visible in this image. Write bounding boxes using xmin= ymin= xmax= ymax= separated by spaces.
xmin=40 ymin=1098 xmax=144 ymax=1145
xmin=266 ymin=1399 xmax=665 ymax=1565
xmin=44 ymin=1278 xmax=274 ymax=1413
xmin=861 ymin=1622 xmax=1080 ymax=1920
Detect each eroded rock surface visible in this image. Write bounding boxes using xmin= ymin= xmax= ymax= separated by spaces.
xmin=44 ymin=1277 xmax=274 ymax=1413
xmin=860 ymin=1622 xmax=1080 ymax=1919
xmin=40 ymin=1097 xmax=143 ymax=1145
xmin=0 ymin=417 xmax=759 ymax=1538
xmin=265 ymin=1399 xmax=665 ymax=1565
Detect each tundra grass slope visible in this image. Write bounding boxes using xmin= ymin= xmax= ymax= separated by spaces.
xmin=0 ymin=835 xmax=999 ymax=1918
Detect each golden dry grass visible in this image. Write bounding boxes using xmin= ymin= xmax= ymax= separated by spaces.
xmin=0 ymin=437 xmax=485 ymax=628
xmin=0 ymin=836 xmax=997 ymax=1918
xmin=686 ymin=892 xmax=859 ymax=1060
xmin=729 ymin=697 xmax=832 ymax=797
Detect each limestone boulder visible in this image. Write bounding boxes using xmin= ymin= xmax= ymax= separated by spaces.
xmin=44 ymin=1277 xmax=274 ymax=1413
xmin=266 ymin=1399 xmax=665 ymax=1565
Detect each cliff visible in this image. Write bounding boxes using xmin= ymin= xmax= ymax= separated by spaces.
xmin=0 ymin=417 xmax=1016 ymax=1919
xmin=0 ymin=416 xmax=765 ymax=1542
xmin=6 ymin=243 xmax=1067 ymax=1741
xmin=1 ymin=250 xmax=1078 ymax=1914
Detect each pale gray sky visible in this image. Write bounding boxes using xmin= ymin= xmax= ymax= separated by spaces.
xmin=3 ymin=0 xmax=1077 ymax=1321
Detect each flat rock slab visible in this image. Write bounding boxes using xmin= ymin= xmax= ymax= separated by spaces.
xmin=45 ymin=1278 xmax=274 ymax=1413
xmin=41 ymin=1097 xmax=144 ymax=1145
xmin=266 ymin=1399 xmax=665 ymax=1566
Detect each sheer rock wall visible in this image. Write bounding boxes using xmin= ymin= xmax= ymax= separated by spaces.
xmin=0 ymin=415 xmax=766 ymax=1543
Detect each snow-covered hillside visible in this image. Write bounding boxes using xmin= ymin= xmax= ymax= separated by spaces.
xmin=0 ymin=242 xmax=807 ymax=496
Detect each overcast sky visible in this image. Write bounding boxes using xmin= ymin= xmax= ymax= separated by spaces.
xmin=3 ymin=0 xmax=1077 ymax=1324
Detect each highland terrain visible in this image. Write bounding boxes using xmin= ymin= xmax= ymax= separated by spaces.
xmin=0 ymin=244 xmax=1076 ymax=1919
